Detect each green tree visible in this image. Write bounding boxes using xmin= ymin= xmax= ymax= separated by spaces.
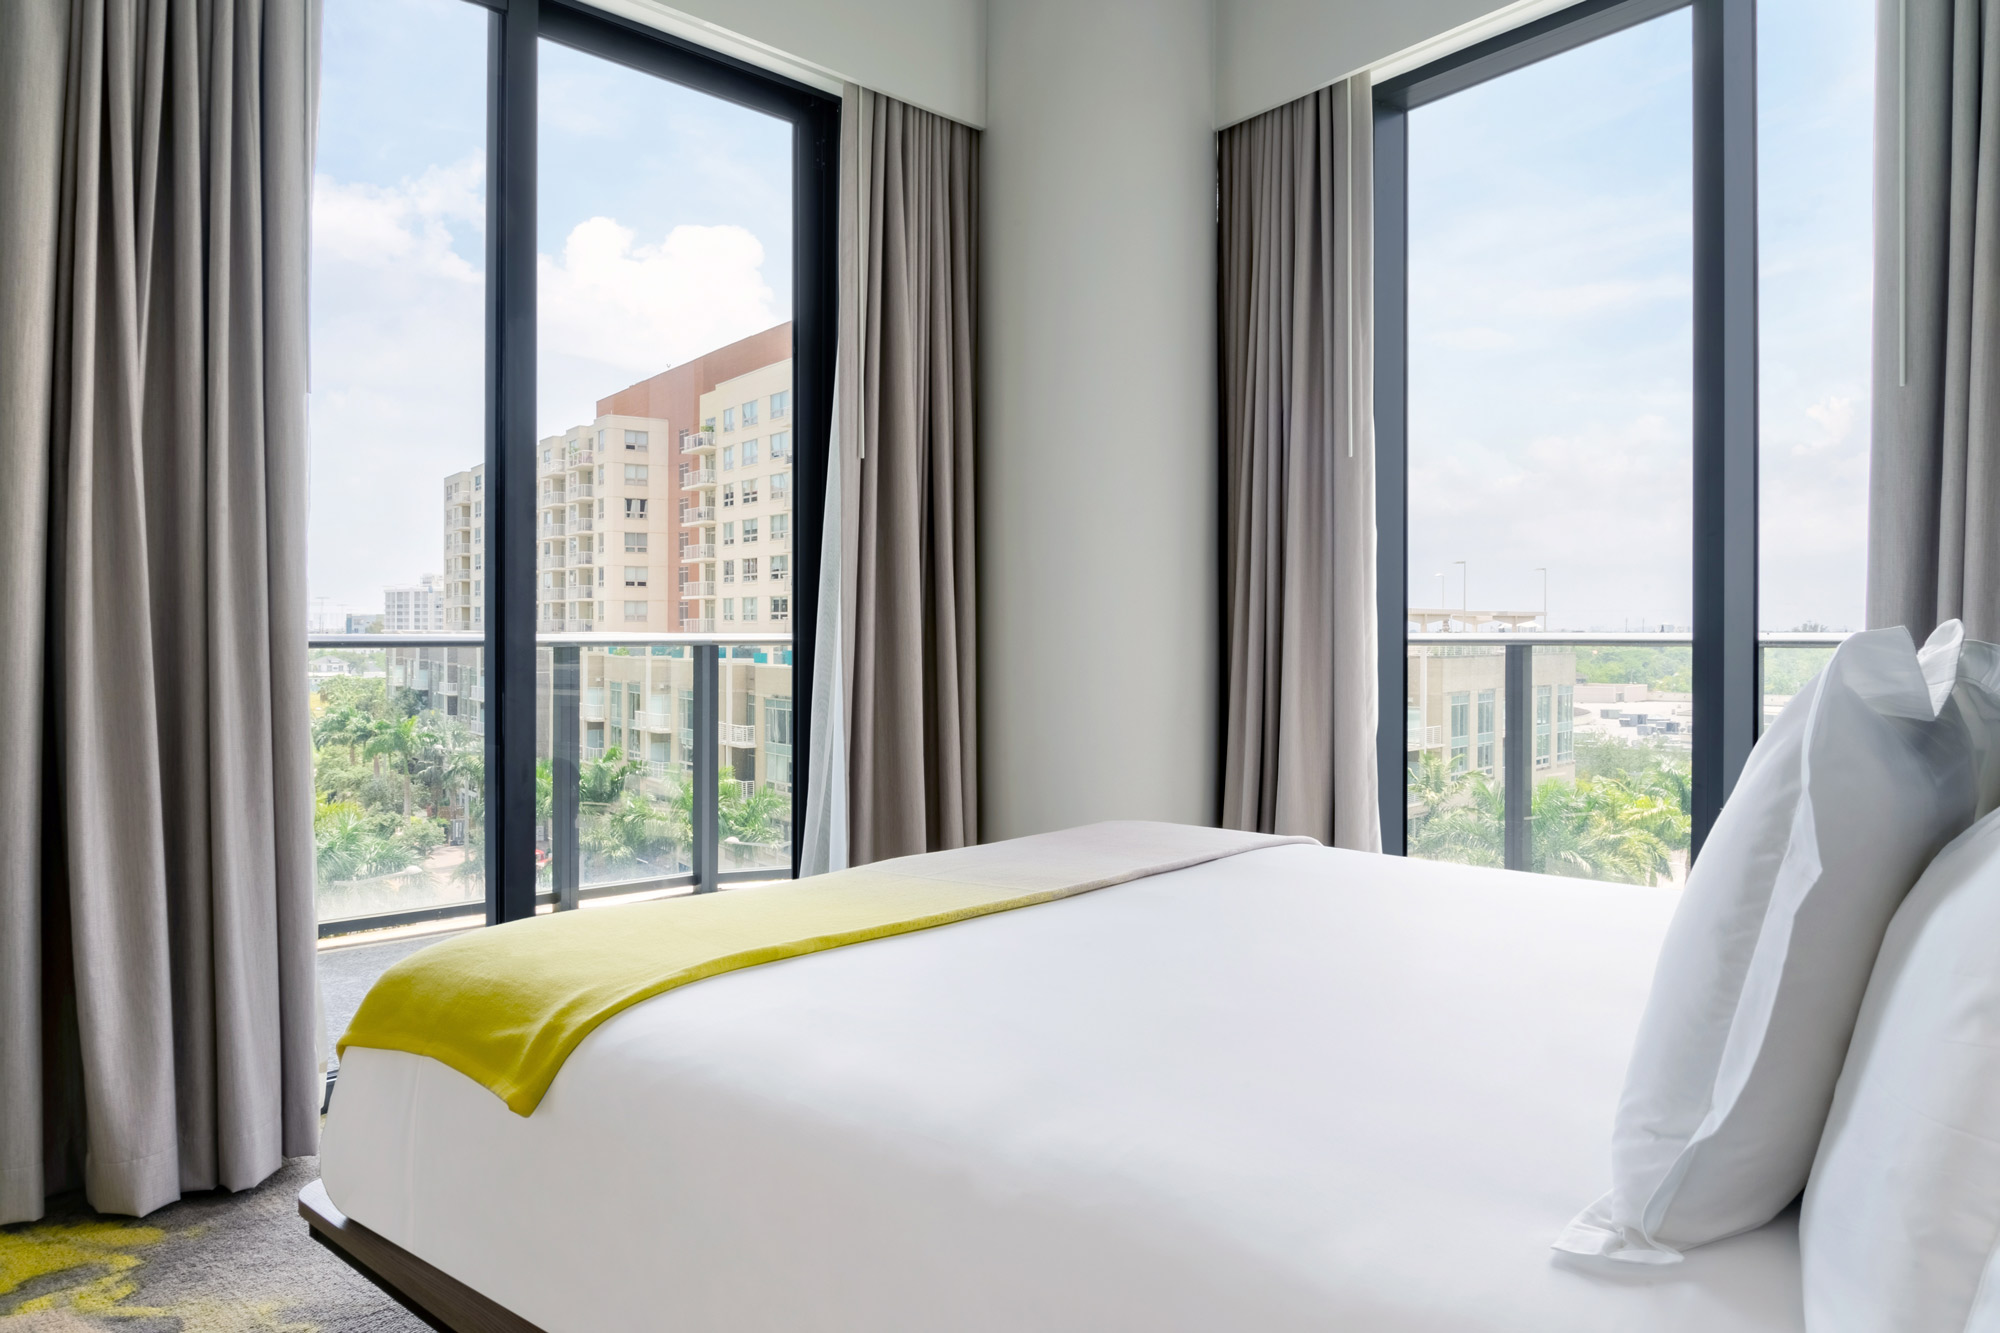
xmin=364 ymin=716 xmax=425 ymax=818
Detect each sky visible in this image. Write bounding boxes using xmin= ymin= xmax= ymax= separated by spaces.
xmin=1406 ymin=0 xmax=1873 ymax=633
xmin=307 ymin=0 xmax=792 ymax=626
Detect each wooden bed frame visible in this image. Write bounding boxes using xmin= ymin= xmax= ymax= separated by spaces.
xmin=299 ymin=1180 xmax=546 ymax=1333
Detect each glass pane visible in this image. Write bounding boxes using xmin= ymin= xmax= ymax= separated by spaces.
xmin=1406 ymin=644 xmax=1507 ymax=868
xmin=720 ymin=642 xmax=795 ymax=874
xmin=533 ymin=34 xmax=797 ymax=900
xmin=1762 ymin=643 xmax=1836 ymax=731
xmin=1403 ymin=13 xmax=1694 ymax=882
xmin=310 ymin=0 xmax=488 ymax=933
xmin=1757 ymin=0 xmax=1873 ymax=637
xmin=1554 ymin=645 xmax=1692 ymax=886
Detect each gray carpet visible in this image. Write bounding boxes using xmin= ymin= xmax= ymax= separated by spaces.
xmin=0 ymin=1158 xmax=426 ymax=1331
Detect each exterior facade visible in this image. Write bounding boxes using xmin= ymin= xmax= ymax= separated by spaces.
xmin=384 ymin=573 xmax=446 ymax=633
xmin=685 ymin=359 xmax=794 ymax=632
xmin=441 ymin=468 xmax=484 ymax=632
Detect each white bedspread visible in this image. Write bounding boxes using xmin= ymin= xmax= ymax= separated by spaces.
xmin=320 ymin=844 xmax=1803 ymax=1332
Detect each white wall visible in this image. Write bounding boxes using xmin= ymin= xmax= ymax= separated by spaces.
xmin=979 ymin=0 xmax=1219 ymax=839
xmin=605 ymin=0 xmax=986 ymax=126
xmin=1215 ymin=0 xmax=1565 ymax=126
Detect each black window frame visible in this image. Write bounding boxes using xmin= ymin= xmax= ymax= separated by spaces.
xmin=1372 ymin=0 xmax=1757 ymax=859
xmin=479 ymin=0 xmax=838 ymax=922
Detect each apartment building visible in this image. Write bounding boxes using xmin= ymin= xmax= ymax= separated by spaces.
xmin=684 ymin=360 xmax=794 ymax=632
xmin=535 ymin=416 xmax=672 ymax=631
xmin=441 ymin=468 xmax=484 ymax=632
xmin=384 ymin=573 xmax=446 ymax=633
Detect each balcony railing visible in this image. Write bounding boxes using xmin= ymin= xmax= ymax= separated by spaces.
xmin=720 ymin=723 xmax=755 ymax=745
xmin=682 ymin=506 xmax=715 ymax=523
xmin=572 ymin=483 xmax=594 ymax=498
xmin=680 ymin=431 xmax=715 ymax=454
xmin=681 ymin=580 xmax=715 ymax=597
xmin=681 ymin=544 xmax=715 ymax=561
xmin=682 ymin=468 xmax=716 ymax=487
xmin=680 ymin=617 xmax=716 ymax=632
xmin=1403 ymin=629 xmax=1846 ymax=873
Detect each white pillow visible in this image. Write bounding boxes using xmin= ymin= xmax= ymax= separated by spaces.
xmin=1802 ymin=647 xmax=2000 ymax=1332
xmin=1555 ymin=624 xmax=1977 ymax=1264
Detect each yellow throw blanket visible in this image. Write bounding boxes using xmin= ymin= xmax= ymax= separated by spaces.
xmin=338 ymin=821 xmax=1313 ymax=1115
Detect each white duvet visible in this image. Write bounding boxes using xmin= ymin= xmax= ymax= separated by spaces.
xmin=320 ymin=844 xmax=1802 ymax=1332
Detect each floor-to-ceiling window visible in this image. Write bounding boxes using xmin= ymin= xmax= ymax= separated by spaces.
xmin=307 ymin=0 xmax=835 ymax=1069
xmin=1379 ymin=0 xmax=1871 ymax=886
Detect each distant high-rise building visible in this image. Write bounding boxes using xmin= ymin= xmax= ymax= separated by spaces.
xmin=441 ymin=469 xmax=483 ymax=631
xmin=384 ymin=573 xmax=445 ymax=633
xmin=345 ymin=612 xmax=384 ymax=634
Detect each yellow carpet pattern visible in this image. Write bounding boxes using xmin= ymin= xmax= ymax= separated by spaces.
xmin=0 ymin=1161 xmax=421 ymax=1331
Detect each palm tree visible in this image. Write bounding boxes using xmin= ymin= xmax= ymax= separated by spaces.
xmin=364 ymin=716 xmax=423 ymax=818
xmin=314 ymin=705 xmax=375 ymax=765
xmin=723 ymin=781 xmax=788 ymax=846
xmin=579 ymin=747 xmax=645 ymax=808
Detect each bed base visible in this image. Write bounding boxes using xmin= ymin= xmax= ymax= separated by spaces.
xmin=299 ymin=1180 xmax=547 ymax=1333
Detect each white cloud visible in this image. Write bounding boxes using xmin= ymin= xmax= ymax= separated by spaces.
xmin=536 ymin=219 xmax=783 ymax=435
xmin=1792 ymin=394 xmax=1858 ymax=456
xmin=308 ymin=158 xmax=487 ymax=625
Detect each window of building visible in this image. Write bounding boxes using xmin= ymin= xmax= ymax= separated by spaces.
xmin=722 ymin=446 xmax=736 ymax=470
xmin=770 ymin=596 xmax=789 ymax=621
xmin=722 ymin=484 xmax=736 ymax=507
xmin=1476 ymin=690 xmax=1497 ymax=774
xmin=624 ymin=600 xmax=647 ymax=620
xmin=625 ymin=498 xmax=647 ymax=519
xmin=741 ymin=479 xmax=759 ymax=506
xmin=723 ymin=407 xmax=736 ymax=431
xmin=743 ymin=597 xmax=759 ymax=621
xmin=625 ymin=531 xmax=647 ymax=552
xmin=722 ymin=560 xmax=735 ymax=583
xmin=769 ymin=514 xmax=786 ymax=540
xmin=771 ymin=472 xmax=788 ymax=499
xmin=625 ymin=429 xmax=648 ymax=449
xmin=625 ymin=464 xmax=648 ymax=483
xmin=771 ymin=390 xmax=787 ymax=418
xmin=722 ymin=598 xmax=735 ymax=621
xmin=1449 ymin=692 xmax=1471 ymax=774
xmin=742 ymin=558 xmax=758 ymax=582
xmin=742 ymin=399 xmax=758 ymax=425
xmin=770 ymin=554 xmax=787 ymax=581
xmin=723 ymin=522 xmax=735 ymax=546
xmin=703 ymin=416 xmax=716 ymax=432
xmin=742 ymin=438 xmax=759 ymax=465
xmin=770 ymin=431 xmax=788 ymax=458
xmin=1535 ymin=684 xmax=1553 ymax=767
xmin=624 ymin=566 xmax=647 ymax=587
xmin=1557 ymin=684 xmax=1575 ymax=764
xmin=742 ymin=518 xmax=759 ymax=543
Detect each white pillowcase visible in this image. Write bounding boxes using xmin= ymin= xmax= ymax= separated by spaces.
xmin=1803 ymin=642 xmax=2000 ymax=1332
xmin=1555 ymin=624 xmax=1978 ymax=1264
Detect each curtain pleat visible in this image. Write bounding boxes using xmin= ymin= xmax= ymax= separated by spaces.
xmin=1217 ymin=79 xmax=1380 ymax=850
xmin=0 ymin=0 xmax=321 ymax=1224
xmin=826 ymin=86 xmax=980 ymax=867
xmin=1869 ymin=0 xmax=2000 ymax=639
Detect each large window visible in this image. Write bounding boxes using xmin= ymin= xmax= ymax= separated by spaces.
xmin=1379 ymin=0 xmax=1870 ymax=885
xmin=308 ymin=0 xmax=834 ymax=1007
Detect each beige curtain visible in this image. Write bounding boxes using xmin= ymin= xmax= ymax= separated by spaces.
xmin=1217 ymin=78 xmax=1380 ymax=850
xmin=0 ymin=0 xmax=322 ymax=1224
xmin=818 ymin=85 xmax=979 ymax=867
xmin=1869 ymin=0 xmax=2000 ymax=639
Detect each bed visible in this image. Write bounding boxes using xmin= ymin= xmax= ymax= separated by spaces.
xmin=313 ymin=842 xmax=1804 ymax=1332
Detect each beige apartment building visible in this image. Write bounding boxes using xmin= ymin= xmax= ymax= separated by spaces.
xmin=1404 ymin=639 xmax=1579 ymax=797
xmin=441 ymin=469 xmax=484 ymax=631
xmin=534 ymin=415 xmax=675 ymax=630
xmin=681 ymin=359 xmax=794 ymax=632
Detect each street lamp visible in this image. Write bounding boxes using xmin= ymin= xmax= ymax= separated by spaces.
xmin=1453 ymin=560 xmax=1468 ymax=628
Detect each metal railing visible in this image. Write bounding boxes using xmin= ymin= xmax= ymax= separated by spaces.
xmin=1405 ymin=630 xmax=1846 ymax=871
xmin=306 ymin=631 xmax=794 ymax=938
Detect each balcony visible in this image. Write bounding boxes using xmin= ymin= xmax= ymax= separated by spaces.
xmin=720 ymin=723 xmax=755 ymax=746
xmin=571 ymin=483 xmax=594 ymax=498
xmin=681 ymin=544 xmax=715 ymax=561
xmin=682 ymin=505 xmax=714 ymax=524
xmin=573 ymin=551 xmax=595 ymax=565
xmin=572 ymin=517 xmax=594 ymax=533
xmin=544 ymin=519 xmax=566 ymax=536
xmin=682 ymin=468 xmax=716 ymax=487
xmin=679 ymin=431 xmax=715 ymax=455
xmin=636 ymin=710 xmax=676 ymax=731
xmin=680 ymin=581 xmax=715 ymax=598
xmin=567 ymin=448 xmax=595 ymax=466
xmin=680 ymin=617 xmax=716 ymax=632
